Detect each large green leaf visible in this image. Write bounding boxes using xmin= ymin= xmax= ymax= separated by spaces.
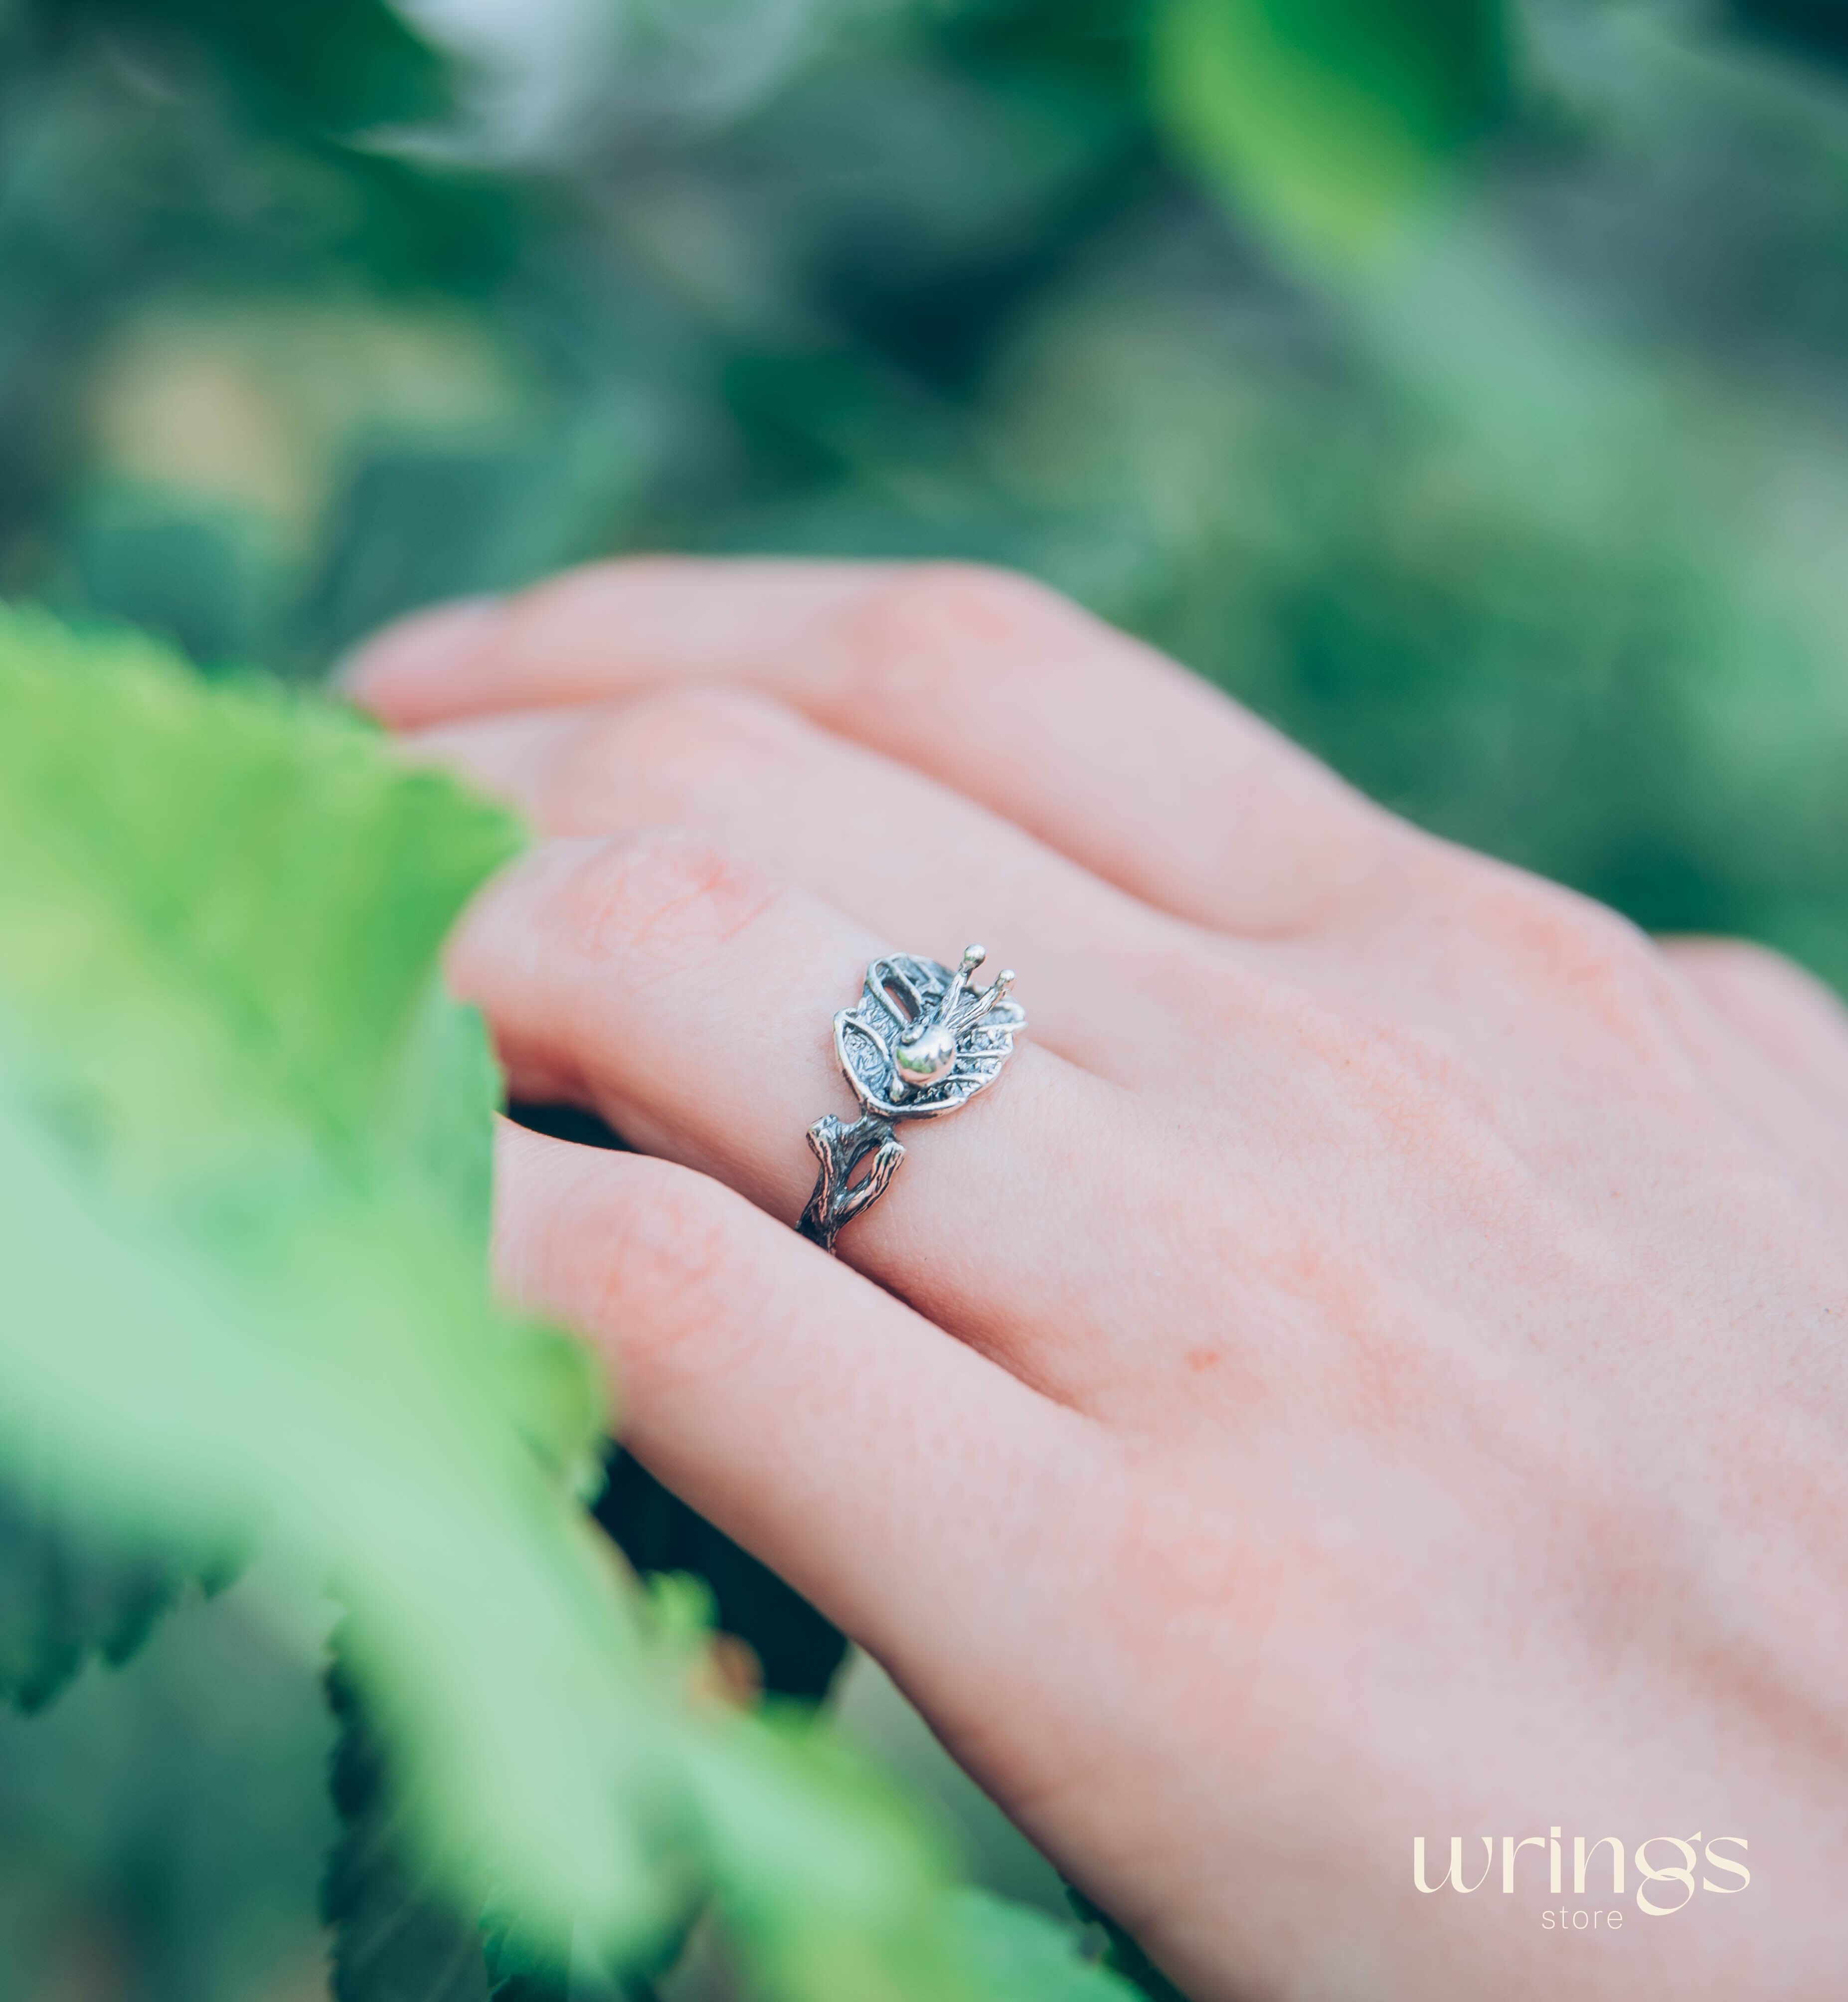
xmin=0 ymin=606 xmax=667 ymax=1947
xmin=0 ymin=606 xmax=1133 ymax=2002
xmin=951 ymin=1895 xmax=1157 ymax=2002
xmin=0 ymin=1461 xmax=238 ymax=1714
xmin=322 ymin=1638 xmax=577 ymax=2002
xmin=1151 ymin=0 xmax=1512 ymax=263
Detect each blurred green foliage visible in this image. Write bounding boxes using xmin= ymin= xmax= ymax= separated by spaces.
xmin=0 ymin=611 xmax=1140 ymax=2002
xmin=2 ymin=1 xmax=1848 ymax=1998
xmin=1154 ymin=0 xmax=1512 ymax=258
xmin=1 ymin=0 xmax=1844 ymax=987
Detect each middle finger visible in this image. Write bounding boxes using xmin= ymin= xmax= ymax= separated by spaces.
xmin=403 ymin=684 xmax=1190 ymax=1081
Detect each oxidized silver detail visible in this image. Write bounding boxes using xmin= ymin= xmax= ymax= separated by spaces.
xmin=799 ymin=945 xmax=1025 ymax=1252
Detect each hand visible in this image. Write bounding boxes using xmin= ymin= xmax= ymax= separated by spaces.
xmin=345 ymin=560 xmax=1848 ymax=2002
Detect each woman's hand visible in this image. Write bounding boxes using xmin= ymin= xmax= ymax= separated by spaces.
xmin=345 ymin=560 xmax=1848 ymax=2002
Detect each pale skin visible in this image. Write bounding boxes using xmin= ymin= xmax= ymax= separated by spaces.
xmin=345 ymin=560 xmax=1848 ymax=2002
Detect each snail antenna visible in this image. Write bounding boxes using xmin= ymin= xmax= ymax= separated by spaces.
xmin=939 ymin=945 xmax=986 ymax=1022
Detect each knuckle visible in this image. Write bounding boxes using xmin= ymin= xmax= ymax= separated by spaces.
xmin=1484 ymin=877 xmax=1691 ymax=1051
xmin=1679 ymin=938 xmax=1783 ymax=980
xmin=490 ymin=563 xmax=605 ymax=658
xmin=512 ymin=554 xmax=684 ymax=626
xmin=606 ymin=1179 xmax=736 ymax=1370
xmin=555 ymin=688 xmax=801 ymax=828
xmin=1676 ymin=936 xmax=1838 ymax=1006
xmin=563 ymin=830 xmax=776 ymax=969
xmin=1299 ymin=992 xmax=1509 ymax=1172
xmin=495 ymin=557 xmax=700 ymax=671
xmin=578 ymin=1169 xmax=756 ymax=1392
xmin=1668 ymin=940 xmax=1848 ymax=1070
xmin=1284 ymin=816 xmax=1426 ymax=934
xmin=602 ymin=683 xmax=793 ymax=770
xmin=848 ymin=562 xmax=1079 ymax=694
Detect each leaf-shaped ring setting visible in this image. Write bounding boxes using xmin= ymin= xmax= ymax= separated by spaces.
xmin=798 ymin=946 xmax=1025 ymax=1253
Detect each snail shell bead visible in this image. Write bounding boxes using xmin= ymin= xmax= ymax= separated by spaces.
xmin=894 ymin=1020 xmax=958 ymax=1087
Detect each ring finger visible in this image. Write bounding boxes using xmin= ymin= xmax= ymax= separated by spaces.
xmin=450 ymin=827 xmax=1156 ymax=1409
xmin=405 ymin=685 xmax=1191 ymax=1078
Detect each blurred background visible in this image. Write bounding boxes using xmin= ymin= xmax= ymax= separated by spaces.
xmin=3 ymin=0 xmax=1847 ymax=1996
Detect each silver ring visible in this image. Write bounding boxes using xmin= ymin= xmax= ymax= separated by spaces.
xmin=798 ymin=945 xmax=1026 ymax=1253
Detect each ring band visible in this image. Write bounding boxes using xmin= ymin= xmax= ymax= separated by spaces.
xmin=798 ymin=945 xmax=1026 ymax=1253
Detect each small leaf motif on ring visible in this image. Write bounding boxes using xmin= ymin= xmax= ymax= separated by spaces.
xmin=834 ymin=944 xmax=1026 ymax=1124
xmin=800 ymin=946 xmax=1024 ymax=1252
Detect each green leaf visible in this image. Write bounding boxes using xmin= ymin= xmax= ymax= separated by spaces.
xmin=324 ymin=1650 xmax=499 ymax=2002
xmin=0 ymin=605 xmax=1059 ymax=2002
xmin=951 ymin=1893 xmax=1151 ymax=2002
xmin=1151 ymin=0 xmax=1512 ymax=265
xmin=325 ymin=1638 xmax=581 ymax=2002
xmin=0 ymin=1461 xmax=238 ymax=1713
xmin=1062 ymin=1891 xmax=1192 ymax=2002
xmin=0 ymin=604 xmax=680 ymax=1950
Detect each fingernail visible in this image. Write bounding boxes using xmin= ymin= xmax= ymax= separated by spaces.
xmin=333 ymin=595 xmax=503 ymax=702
